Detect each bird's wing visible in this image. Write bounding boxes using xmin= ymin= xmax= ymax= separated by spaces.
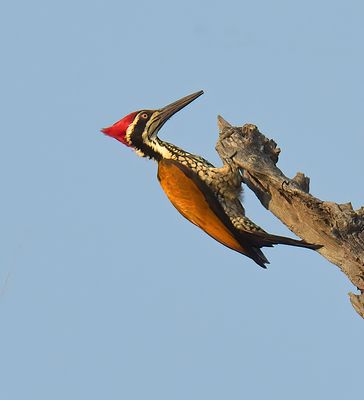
xmin=157 ymin=158 xmax=256 ymax=259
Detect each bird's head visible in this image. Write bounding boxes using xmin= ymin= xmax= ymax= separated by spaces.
xmin=101 ymin=90 xmax=204 ymax=159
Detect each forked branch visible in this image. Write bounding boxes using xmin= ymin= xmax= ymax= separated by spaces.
xmin=215 ymin=117 xmax=364 ymax=318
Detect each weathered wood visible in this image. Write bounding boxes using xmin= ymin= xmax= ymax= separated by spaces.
xmin=215 ymin=116 xmax=364 ymax=318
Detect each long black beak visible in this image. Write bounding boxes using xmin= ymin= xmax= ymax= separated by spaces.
xmin=148 ymin=90 xmax=204 ymax=138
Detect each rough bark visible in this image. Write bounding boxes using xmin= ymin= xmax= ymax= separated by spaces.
xmin=215 ymin=116 xmax=364 ymax=319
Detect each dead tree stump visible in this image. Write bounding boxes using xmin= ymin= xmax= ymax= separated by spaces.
xmin=215 ymin=116 xmax=364 ymax=318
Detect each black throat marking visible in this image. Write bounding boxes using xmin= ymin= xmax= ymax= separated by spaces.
xmin=128 ymin=115 xmax=163 ymax=161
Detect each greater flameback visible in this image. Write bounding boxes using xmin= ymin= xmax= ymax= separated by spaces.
xmin=102 ymin=91 xmax=321 ymax=268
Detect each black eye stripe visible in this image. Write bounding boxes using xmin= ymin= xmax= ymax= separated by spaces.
xmin=129 ymin=114 xmax=150 ymax=144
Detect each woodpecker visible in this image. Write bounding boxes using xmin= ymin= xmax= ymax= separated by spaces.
xmin=102 ymin=90 xmax=321 ymax=268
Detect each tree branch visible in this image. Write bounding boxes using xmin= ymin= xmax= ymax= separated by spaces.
xmin=215 ymin=117 xmax=364 ymax=318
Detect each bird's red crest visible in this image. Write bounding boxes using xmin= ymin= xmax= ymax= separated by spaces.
xmin=101 ymin=111 xmax=138 ymax=146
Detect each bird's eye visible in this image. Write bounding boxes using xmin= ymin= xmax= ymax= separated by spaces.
xmin=140 ymin=113 xmax=148 ymax=119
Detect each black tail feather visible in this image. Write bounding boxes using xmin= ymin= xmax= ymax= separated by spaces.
xmin=242 ymin=233 xmax=322 ymax=268
xmin=243 ymin=230 xmax=322 ymax=251
xmin=260 ymin=233 xmax=322 ymax=250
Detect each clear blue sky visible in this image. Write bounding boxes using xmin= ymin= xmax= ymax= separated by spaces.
xmin=1 ymin=1 xmax=363 ymax=399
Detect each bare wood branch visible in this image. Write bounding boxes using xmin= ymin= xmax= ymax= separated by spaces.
xmin=215 ymin=117 xmax=364 ymax=318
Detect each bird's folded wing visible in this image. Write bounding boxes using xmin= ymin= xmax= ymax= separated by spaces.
xmin=157 ymin=159 xmax=252 ymax=256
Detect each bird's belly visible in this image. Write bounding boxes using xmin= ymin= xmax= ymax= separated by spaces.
xmin=157 ymin=159 xmax=248 ymax=255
